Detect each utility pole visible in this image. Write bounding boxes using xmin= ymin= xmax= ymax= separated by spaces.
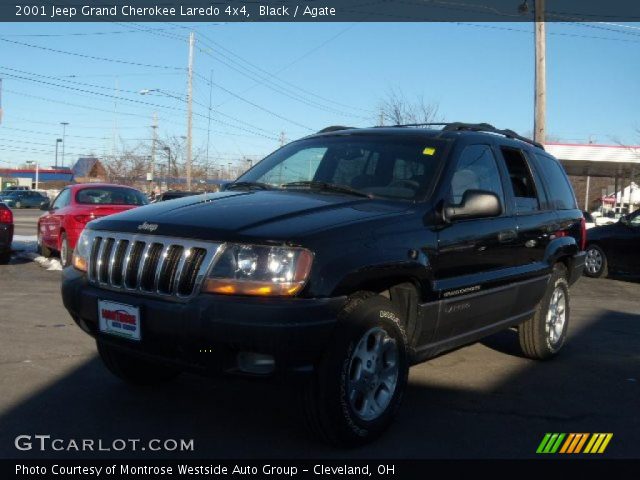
xmin=534 ymin=0 xmax=546 ymax=145
xmin=279 ymin=131 xmax=286 ymax=147
xmin=206 ymin=69 xmax=213 ymax=167
xmin=378 ymin=108 xmax=384 ymax=127
xmin=186 ymin=32 xmax=195 ymax=191
xmin=60 ymin=122 xmax=69 ymax=168
xmin=150 ymin=112 xmax=158 ymax=192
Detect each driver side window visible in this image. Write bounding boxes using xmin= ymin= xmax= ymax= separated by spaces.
xmin=450 ymin=145 xmax=504 ymax=208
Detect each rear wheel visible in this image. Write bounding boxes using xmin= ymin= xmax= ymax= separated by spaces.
xmin=97 ymin=341 xmax=180 ymax=385
xmin=303 ymin=294 xmax=409 ymax=447
xmin=519 ymin=264 xmax=570 ymax=360
xmin=584 ymin=244 xmax=608 ymax=278
xmin=59 ymin=233 xmax=72 ymax=267
xmin=37 ymin=229 xmax=52 ymax=257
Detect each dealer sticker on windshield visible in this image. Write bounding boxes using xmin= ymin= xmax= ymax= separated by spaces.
xmin=98 ymin=300 xmax=141 ymax=341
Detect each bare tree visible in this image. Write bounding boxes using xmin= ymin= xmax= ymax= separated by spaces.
xmin=378 ymin=89 xmax=442 ymax=126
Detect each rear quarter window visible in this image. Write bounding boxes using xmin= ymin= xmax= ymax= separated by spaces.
xmin=533 ymin=153 xmax=577 ymax=210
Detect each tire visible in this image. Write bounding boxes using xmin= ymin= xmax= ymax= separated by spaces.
xmin=519 ymin=264 xmax=570 ymax=360
xmin=0 ymin=251 xmax=10 ymax=264
xmin=14 ymin=201 xmax=21 ymax=209
xmin=584 ymin=244 xmax=608 ymax=278
xmin=303 ymin=293 xmax=409 ymax=447
xmin=59 ymin=233 xmax=72 ymax=267
xmin=97 ymin=340 xmax=180 ymax=385
xmin=37 ymin=229 xmax=52 ymax=258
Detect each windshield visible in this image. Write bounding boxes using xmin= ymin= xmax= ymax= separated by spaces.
xmin=76 ymin=187 xmax=148 ymax=206
xmin=237 ymin=136 xmax=446 ymax=200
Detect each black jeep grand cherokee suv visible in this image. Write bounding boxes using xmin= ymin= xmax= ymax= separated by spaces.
xmin=62 ymin=123 xmax=586 ymax=446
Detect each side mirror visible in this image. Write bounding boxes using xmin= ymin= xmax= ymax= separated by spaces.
xmin=619 ymin=215 xmax=630 ymax=226
xmin=40 ymin=202 xmax=51 ymax=211
xmin=444 ymin=190 xmax=502 ymax=222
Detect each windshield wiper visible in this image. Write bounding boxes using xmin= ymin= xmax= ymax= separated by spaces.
xmin=223 ymin=181 xmax=275 ymax=191
xmin=282 ymin=181 xmax=372 ymax=198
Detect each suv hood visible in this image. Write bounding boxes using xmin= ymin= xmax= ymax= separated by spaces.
xmin=89 ymin=190 xmax=411 ymax=242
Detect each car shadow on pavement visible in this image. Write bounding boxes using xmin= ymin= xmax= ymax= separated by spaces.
xmin=1 ymin=310 xmax=639 ymax=459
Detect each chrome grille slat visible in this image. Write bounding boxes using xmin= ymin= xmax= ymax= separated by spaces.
xmin=85 ymin=230 xmax=221 ymax=299
xmin=95 ymin=239 xmax=108 ymax=284
xmin=99 ymin=238 xmax=115 ymax=284
xmin=107 ymin=239 xmax=122 ymax=285
xmin=136 ymin=242 xmax=155 ymax=290
xmin=153 ymin=244 xmax=172 ymax=292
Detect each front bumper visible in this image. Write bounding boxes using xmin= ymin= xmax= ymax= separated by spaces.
xmin=61 ymin=268 xmax=346 ymax=378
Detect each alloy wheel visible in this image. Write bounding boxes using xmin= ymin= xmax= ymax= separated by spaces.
xmin=346 ymin=327 xmax=399 ymax=421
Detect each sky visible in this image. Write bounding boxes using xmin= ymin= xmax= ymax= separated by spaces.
xmin=0 ymin=21 xmax=639 ymax=171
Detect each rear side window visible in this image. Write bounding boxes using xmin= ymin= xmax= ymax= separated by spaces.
xmin=534 ymin=154 xmax=577 ymax=210
xmin=52 ymin=189 xmax=71 ymax=209
xmin=500 ymin=147 xmax=540 ymax=213
xmin=450 ymin=145 xmax=504 ymax=206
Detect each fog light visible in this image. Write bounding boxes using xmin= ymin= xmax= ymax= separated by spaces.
xmin=237 ymin=352 xmax=275 ymax=375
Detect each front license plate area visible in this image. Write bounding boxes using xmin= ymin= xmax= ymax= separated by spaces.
xmin=98 ymin=300 xmax=141 ymax=341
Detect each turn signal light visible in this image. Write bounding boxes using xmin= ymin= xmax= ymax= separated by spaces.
xmin=72 ymin=254 xmax=87 ymax=272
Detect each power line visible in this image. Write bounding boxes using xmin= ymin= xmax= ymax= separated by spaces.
xmin=1 ymin=71 xmax=279 ymax=139
xmin=0 ymin=37 xmax=185 ymax=70
xmin=129 ymin=21 xmax=371 ymax=119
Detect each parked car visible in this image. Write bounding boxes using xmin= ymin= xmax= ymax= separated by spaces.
xmin=0 ymin=202 xmax=13 ymax=264
xmin=152 ymin=190 xmax=201 ymax=202
xmin=61 ymin=123 xmax=586 ymax=446
xmin=0 ymin=190 xmax=49 ymax=209
xmin=584 ymin=209 xmax=640 ymax=277
xmin=38 ymin=183 xmax=148 ymax=267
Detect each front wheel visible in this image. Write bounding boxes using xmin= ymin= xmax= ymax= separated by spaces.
xmin=584 ymin=244 xmax=608 ymax=278
xmin=303 ymin=294 xmax=409 ymax=447
xmin=518 ymin=264 xmax=570 ymax=360
xmin=14 ymin=201 xmax=21 ymax=209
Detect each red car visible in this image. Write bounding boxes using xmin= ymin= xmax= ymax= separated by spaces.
xmin=38 ymin=184 xmax=148 ymax=266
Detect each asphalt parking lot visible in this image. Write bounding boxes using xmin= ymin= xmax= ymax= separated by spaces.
xmin=0 ymin=210 xmax=638 ymax=458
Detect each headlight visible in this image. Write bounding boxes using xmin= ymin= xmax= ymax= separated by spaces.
xmin=202 ymin=243 xmax=313 ymax=296
xmin=72 ymin=230 xmax=91 ymax=272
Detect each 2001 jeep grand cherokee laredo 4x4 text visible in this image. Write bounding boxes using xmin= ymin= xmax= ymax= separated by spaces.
xmin=62 ymin=123 xmax=586 ymax=446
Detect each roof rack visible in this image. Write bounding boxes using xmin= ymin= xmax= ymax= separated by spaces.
xmin=442 ymin=122 xmax=543 ymax=149
xmin=317 ymin=125 xmax=354 ymax=133
xmin=384 ymin=122 xmax=544 ymax=150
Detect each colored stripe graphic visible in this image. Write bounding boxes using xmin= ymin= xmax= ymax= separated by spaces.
xmin=584 ymin=433 xmax=614 ymax=454
xmin=538 ymin=433 xmax=613 ymax=454
xmin=536 ymin=433 xmax=565 ymax=453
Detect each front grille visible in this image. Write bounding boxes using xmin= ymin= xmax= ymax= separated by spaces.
xmin=87 ymin=231 xmax=220 ymax=298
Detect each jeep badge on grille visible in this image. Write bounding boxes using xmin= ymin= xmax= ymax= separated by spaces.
xmin=137 ymin=222 xmax=158 ymax=232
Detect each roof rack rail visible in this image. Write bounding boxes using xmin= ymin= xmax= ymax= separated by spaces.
xmin=442 ymin=122 xmax=544 ymax=149
xmin=385 ymin=122 xmax=544 ymax=150
xmin=317 ymin=126 xmax=354 ymax=133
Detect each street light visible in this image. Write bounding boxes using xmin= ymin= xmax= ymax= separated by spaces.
xmin=25 ymin=161 xmax=39 ymax=190
xmin=60 ymin=122 xmax=69 ymax=167
xmin=54 ymin=138 xmax=62 ymax=168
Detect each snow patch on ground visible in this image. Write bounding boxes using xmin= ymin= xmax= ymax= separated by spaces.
xmin=12 ymin=234 xmax=63 ymax=271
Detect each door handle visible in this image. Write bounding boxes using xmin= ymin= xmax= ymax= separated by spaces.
xmin=498 ymin=230 xmax=517 ymax=243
